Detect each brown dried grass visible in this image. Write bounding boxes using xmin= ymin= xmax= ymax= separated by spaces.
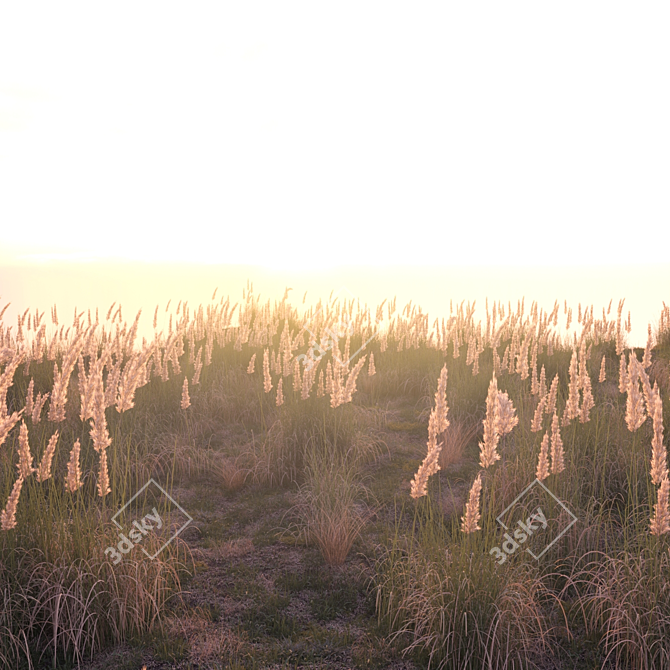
xmin=437 ymin=415 xmax=480 ymax=470
xmin=649 ymin=357 xmax=670 ymax=397
xmin=165 ymin=608 xmax=247 ymax=665
xmin=281 ymin=445 xmax=375 ymax=565
xmin=214 ymin=455 xmax=249 ymax=491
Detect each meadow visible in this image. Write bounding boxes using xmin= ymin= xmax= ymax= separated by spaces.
xmin=1 ymin=283 xmax=669 ymax=670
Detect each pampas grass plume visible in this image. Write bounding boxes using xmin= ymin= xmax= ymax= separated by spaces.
xmin=36 ymin=430 xmax=59 ymax=482
xmin=17 ymin=420 xmax=35 ymax=479
xmin=65 ymin=439 xmax=83 ymax=493
xmin=650 ymin=475 xmax=670 ymax=536
xmin=536 ymin=432 xmax=550 ymax=481
xmin=496 ymin=391 xmax=518 ymax=436
xmin=276 ymin=377 xmax=284 ymax=407
xmin=263 ymin=349 xmax=273 ymax=393
xmin=0 ymin=475 xmax=24 ymax=530
xmin=247 ymin=353 xmax=256 ymax=374
xmin=180 ymin=377 xmax=191 ymax=409
xmin=550 ymin=412 xmax=565 ymax=475
xmin=460 ymin=472 xmax=483 ymax=533
xmin=97 ymin=446 xmax=111 ymax=498
xmin=479 ymin=372 xmax=501 ymax=469
xmin=368 ymin=352 xmax=376 ymax=376
xmin=650 ymin=388 xmax=667 ymax=486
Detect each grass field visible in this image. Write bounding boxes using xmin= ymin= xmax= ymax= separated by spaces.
xmin=1 ymin=286 xmax=669 ymax=670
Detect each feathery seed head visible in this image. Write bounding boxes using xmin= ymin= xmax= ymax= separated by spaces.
xmin=479 ymin=372 xmax=501 ymax=468
xmin=180 ymin=377 xmax=191 ymax=409
xmin=17 ymin=420 xmax=35 ymax=479
xmin=246 ymin=353 xmax=256 ymax=374
xmin=496 ymin=391 xmax=518 ymax=436
xmin=276 ymin=377 xmax=284 ymax=407
xmin=460 ymin=472 xmax=483 ymax=533
xmin=65 ymin=439 xmax=83 ymax=493
xmin=36 ymin=430 xmax=59 ymax=482
xmin=550 ymin=413 xmax=565 ymax=475
xmin=650 ymin=387 xmax=667 ymax=486
xmin=650 ymin=475 xmax=670 ymax=536
xmin=536 ymin=432 xmax=550 ymax=481
xmin=1 ymin=475 xmax=25 ymax=530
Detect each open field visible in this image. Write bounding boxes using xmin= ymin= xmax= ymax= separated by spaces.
xmin=1 ymin=286 xmax=670 ymax=669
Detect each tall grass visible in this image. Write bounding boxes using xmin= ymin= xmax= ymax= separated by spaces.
xmin=1 ymin=287 xmax=669 ymax=668
xmin=372 ymin=298 xmax=670 ymax=668
xmin=281 ymin=439 xmax=375 ymax=565
xmin=374 ymin=494 xmax=556 ymax=669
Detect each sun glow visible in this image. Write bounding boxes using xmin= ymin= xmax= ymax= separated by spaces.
xmin=1 ymin=3 xmax=669 ymax=268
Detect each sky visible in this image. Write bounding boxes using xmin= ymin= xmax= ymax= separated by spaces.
xmin=0 ymin=3 xmax=668 ymax=346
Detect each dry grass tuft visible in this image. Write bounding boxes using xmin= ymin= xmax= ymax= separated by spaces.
xmin=143 ymin=440 xmax=217 ymax=481
xmin=250 ymin=417 xmax=292 ymax=487
xmin=281 ymin=445 xmax=375 ymax=565
xmin=215 ymin=537 xmax=254 ymax=559
xmin=192 ymin=537 xmax=255 ymax=563
xmin=165 ymin=610 xmax=247 ymax=664
xmin=649 ymin=358 xmax=670 ymax=397
xmin=375 ymin=539 xmax=554 ymax=669
xmin=0 ymin=530 xmax=192 ymax=669
xmin=440 ymin=485 xmax=467 ymax=518
xmin=564 ymin=549 xmax=670 ymax=668
xmin=438 ymin=416 xmax=479 ymax=470
xmin=188 ymin=627 xmax=247 ymax=664
xmin=214 ymin=455 xmax=249 ymax=491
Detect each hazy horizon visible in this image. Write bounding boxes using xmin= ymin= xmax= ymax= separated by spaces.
xmin=2 ymin=4 xmax=668 ymax=350
xmin=1 ymin=260 xmax=667 ymax=349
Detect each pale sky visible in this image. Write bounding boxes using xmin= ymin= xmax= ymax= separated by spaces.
xmin=2 ymin=2 xmax=669 ymax=269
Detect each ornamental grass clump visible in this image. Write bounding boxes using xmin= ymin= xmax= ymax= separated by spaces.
xmin=4 ymin=288 xmax=670 ymax=667
xmin=563 ymin=546 xmax=670 ymax=668
xmin=374 ymin=504 xmax=554 ymax=669
xmin=282 ymin=443 xmax=373 ymax=565
xmin=438 ymin=414 xmax=479 ymax=470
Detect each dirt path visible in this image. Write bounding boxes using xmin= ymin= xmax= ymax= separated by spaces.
xmin=81 ymin=400 xmax=441 ymax=669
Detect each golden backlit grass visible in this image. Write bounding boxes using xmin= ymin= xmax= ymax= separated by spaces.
xmin=0 ymin=290 xmax=669 ymax=668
